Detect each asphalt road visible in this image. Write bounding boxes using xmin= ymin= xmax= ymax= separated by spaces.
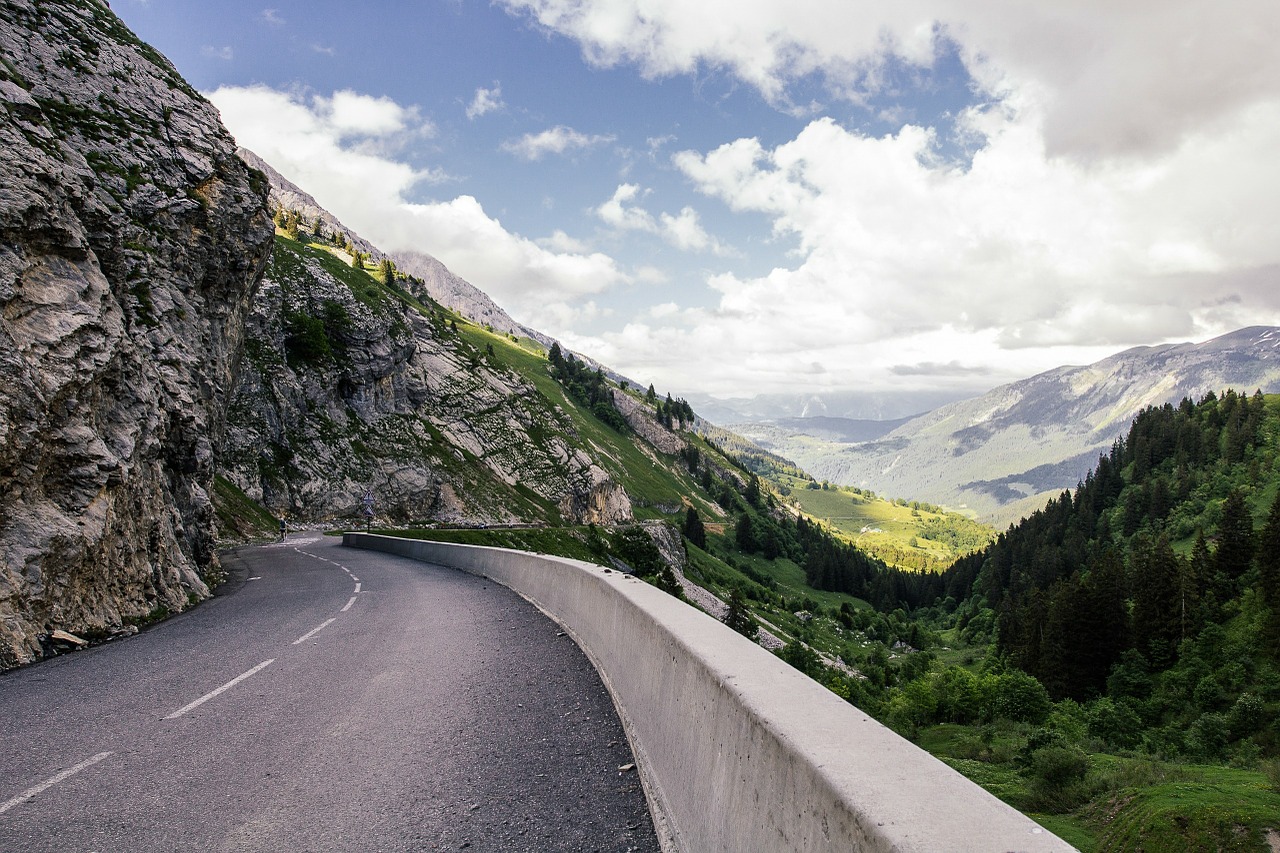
xmin=0 ymin=532 xmax=659 ymax=852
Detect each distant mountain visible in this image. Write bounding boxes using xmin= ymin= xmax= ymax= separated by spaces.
xmin=686 ymin=389 xmax=968 ymax=425
xmin=735 ymin=328 xmax=1280 ymax=524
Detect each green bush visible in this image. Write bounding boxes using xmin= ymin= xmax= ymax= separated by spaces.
xmin=1025 ymin=745 xmax=1090 ymax=813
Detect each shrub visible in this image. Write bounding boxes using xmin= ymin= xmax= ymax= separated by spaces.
xmin=1025 ymin=745 xmax=1090 ymax=813
xmin=992 ymin=670 xmax=1051 ymax=724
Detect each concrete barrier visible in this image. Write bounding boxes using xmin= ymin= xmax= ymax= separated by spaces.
xmin=343 ymin=533 xmax=1076 ymax=853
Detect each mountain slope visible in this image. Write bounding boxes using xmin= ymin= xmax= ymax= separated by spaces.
xmin=237 ymin=147 xmax=546 ymax=345
xmin=218 ymin=169 xmax=748 ymax=534
xmin=220 ymin=234 xmax=632 ymax=526
xmin=738 ymin=328 xmax=1280 ymax=523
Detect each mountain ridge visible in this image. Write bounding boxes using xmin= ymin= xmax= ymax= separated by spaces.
xmin=735 ymin=327 xmax=1280 ymax=523
xmin=236 ymin=147 xmax=550 ymax=347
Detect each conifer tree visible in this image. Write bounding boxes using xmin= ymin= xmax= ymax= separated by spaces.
xmin=1215 ymin=488 xmax=1255 ymax=590
xmin=378 ymin=258 xmax=396 ymax=285
xmin=724 ymin=588 xmax=757 ymax=639
xmin=1257 ymin=492 xmax=1280 ymax=657
xmin=682 ymin=507 xmax=706 ymax=550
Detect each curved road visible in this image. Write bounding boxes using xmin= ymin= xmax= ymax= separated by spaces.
xmin=0 ymin=533 xmax=659 ymax=852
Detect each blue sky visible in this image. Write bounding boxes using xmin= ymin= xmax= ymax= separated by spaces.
xmin=116 ymin=0 xmax=1280 ymax=402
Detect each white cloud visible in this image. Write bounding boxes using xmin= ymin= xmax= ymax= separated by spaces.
xmin=311 ymin=89 xmax=425 ymax=137
xmin=311 ymin=44 xmax=336 ymax=56
xmin=501 ymin=125 xmax=615 ymax=160
xmin=466 ymin=84 xmax=505 ymax=119
xmin=595 ymin=183 xmax=731 ymax=255
xmin=571 ymin=99 xmax=1280 ymax=396
xmin=260 ymin=8 xmax=284 ymax=26
xmin=498 ymin=0 xmax=1280 ymax=162
xmin=538 ymin=229 xmax=592 ymax=253
xmin=200 ymin=45 xmax=233 ymax=60
xmin=208 ymin=85 xmax=628 ymax=331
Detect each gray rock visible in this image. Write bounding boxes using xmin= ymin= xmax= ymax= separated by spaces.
xmin=0 ymin=0 xmax=272 ymax=669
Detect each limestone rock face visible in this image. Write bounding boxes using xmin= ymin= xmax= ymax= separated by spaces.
xmin=220 ymin=234 xmax=633 ymax=527
xmin=0 ymin=0 xmax=272 ymax=668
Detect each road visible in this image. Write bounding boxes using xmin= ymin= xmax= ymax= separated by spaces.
xmin=0 ymin=532 xmax=659 ymax=852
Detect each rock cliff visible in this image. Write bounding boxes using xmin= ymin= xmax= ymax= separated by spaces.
xmin=219 ymin=231 xmax=632 ymax=527
xmin=0 ymin=0 xmax=272 ymax=667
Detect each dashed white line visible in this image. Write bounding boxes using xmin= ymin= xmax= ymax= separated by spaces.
xmin=291 ymin=618 xmax=336 ymax=646
xmin=0 ymin=751 xmax=114 ymax=815
xmin=164 ymin=660 xmax=276 ymax=719
xmin=341 ymin=596 xmax=357 ymax=613
xmin=354 ymin=582 xmax=361 ymax=593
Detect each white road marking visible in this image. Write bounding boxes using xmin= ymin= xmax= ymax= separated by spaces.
xmin=354 ymin=582 xmax=361 ymax=593
xmin=341 ymin=596 xmax=357 ymax=613
xmin=164 ymin=660 xmax=275 ymax=719
xmin=248 ymin=576 xmax=262 ymax=581
xmin=291 ymin=618 xmax=336 ymax=646
xmin=0 ymin=751 xmax=114 ymax=815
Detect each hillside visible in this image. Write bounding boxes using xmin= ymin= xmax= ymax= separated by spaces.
xmin=217 ymin=182 xmax=755 ymax=536
xmin=735 ymin=328 xmax=1280 ymax=525
xmin=237 ymin=147 xmax=546 ymax=345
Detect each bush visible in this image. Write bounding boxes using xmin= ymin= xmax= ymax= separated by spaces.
xmin=1264 ymin=758 xmax=1280 ymax=792
xmin=1086 ymin=697 xmax=1143 ymax=750
xmin=1187 ymin=712 xmax=1230 ymax=760
xmin=1025 ymin=745 xmax=1090 ymax=813
xmin=992 ymin=670 xmax=1052 ymax=724
xmin=283 ymin=312 xmax=333 ymax=367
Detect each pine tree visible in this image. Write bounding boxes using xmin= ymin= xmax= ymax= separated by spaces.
xmin=1214 ymin=488 xmax=1255 ymax=589
xmin=682 ymin=507 xmax=706 ymax=550
xmin=378 ymin=258 xmax=396 ymax=285
xmin=1257 ymin=492 xmax=1280 ymax=658
xmin=1129 ymin=534 xmax=1182 ymax=668
xmin=735 ymin=513 xmax=758 ymax=554
xmin=724 ymin=588 xmax=757 ymax=639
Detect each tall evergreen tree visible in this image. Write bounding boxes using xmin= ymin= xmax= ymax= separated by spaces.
xmin=682 ymin=506 xmax=707 ymax=550
xmin=723 ymin=588 xmax=757 ymax=639
xmin=1214 ymin=488 xmax=1255 ymax=588
xmin=1129 ymin=534 xmax=1183 ymax=668
xmin=1257 ymin=491 xmax=1280 ymax=658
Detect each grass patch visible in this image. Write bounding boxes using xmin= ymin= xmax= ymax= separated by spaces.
xmin=787 ymin=483 xmax=994 ymax=571
xmin=212 ymin=474 xmax=278 ymax=542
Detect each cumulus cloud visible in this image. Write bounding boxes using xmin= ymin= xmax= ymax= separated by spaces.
xmin=466 ymin=83 xmax=505 ymax=119
xmin=570 ymin=97 xmax=1280 ymax=396
xmin=208 ymin=85 xmax=628 ymax=331
xmin=200 ymin=45 xmax=233 ymax=60
xmin=501 ymin=125 xmax=616 ymax=160
xmin=595 ymin=184 xmax=730 ymax=255
xmin=500 ymin=0 xmax=1280 ymax=163
xmin=260 ymin=8 xmax=284 ymax=26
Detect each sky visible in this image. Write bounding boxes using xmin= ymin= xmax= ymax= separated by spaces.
xmin=115 ymin=0 xmax=1280 ymax=404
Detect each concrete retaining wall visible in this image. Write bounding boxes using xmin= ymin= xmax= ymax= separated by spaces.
xmin=343 ymin=533 xmax=1075 ymax=853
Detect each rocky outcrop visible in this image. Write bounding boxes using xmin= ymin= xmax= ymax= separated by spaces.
xmin=616 ymin=391 xmax=686 ymax=455
xmin=220 ymin=232 xmax=632 ymax=527
xmin=0 ymin=1 xmax=272 ymax=668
